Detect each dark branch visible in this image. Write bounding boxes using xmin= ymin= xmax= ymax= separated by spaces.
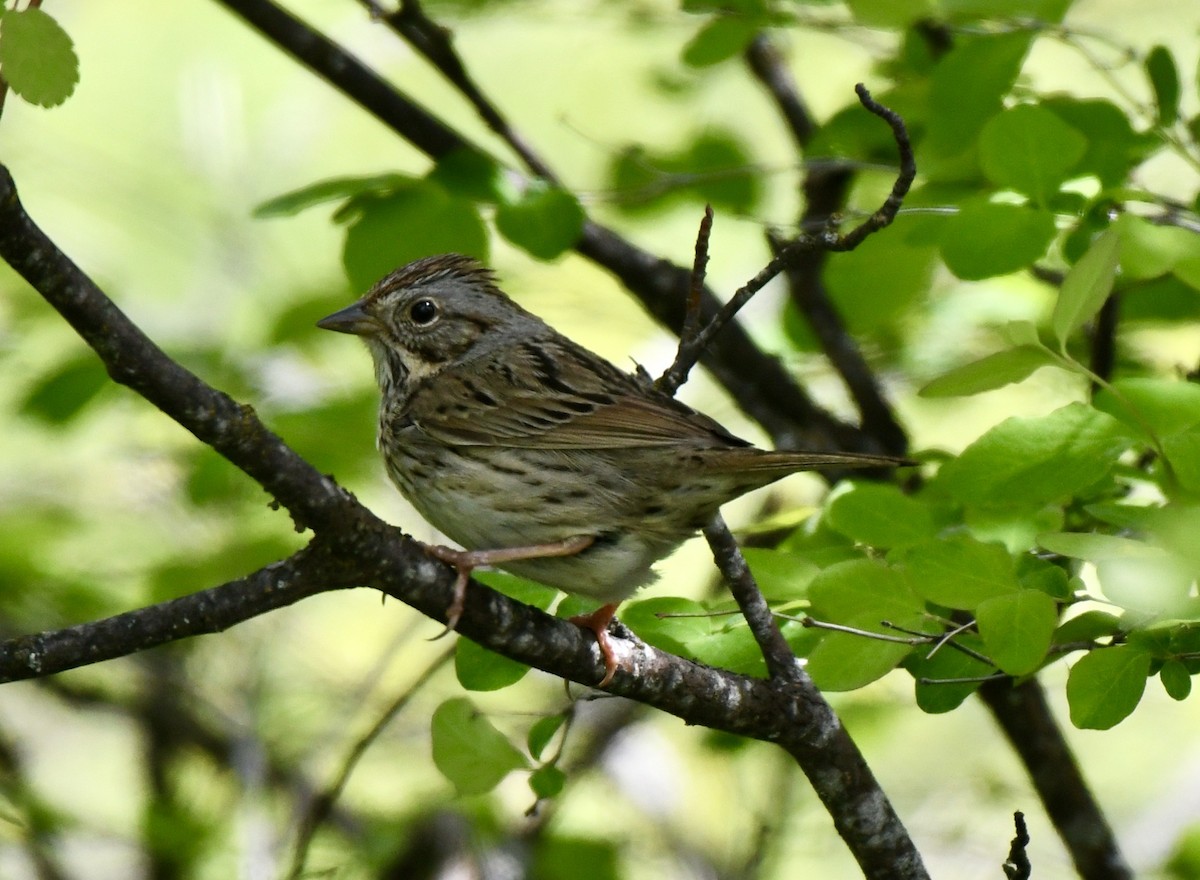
xmin=703 ymin=515 xmax=800 ymax=683
xmin=0 ymin=547 xmax=341 ymax=681
xmin=744 ymin=35 xmax=817 ymax=149
xmin=979 ymin=678 xmax=1132 ymax=880
xmin=362 ymin=0 xmax=560 ymax=183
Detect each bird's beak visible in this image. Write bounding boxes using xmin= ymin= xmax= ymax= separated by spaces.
xmin=317 ymin=301 xmax=374 ymax=336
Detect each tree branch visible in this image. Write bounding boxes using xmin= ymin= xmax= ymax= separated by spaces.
xmin=979 ymin=678 xmax=1132 ymax=880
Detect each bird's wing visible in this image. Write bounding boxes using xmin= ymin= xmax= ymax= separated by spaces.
xmin=404 ymin=338 xmax=748 ymax=450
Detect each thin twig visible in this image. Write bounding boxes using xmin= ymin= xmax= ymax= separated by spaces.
xmin=657 ymin=205 xmax=714 ymax=395
xmin=659 ymin=84 xmax=915 ymax=394
xmin=1003 ymin=812 xmax=1032 ymax=880
xmin=287 ymin=647 xmax=454 ymax=880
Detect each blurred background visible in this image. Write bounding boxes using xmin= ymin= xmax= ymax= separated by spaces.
xmin=1 ymin=1 xmax=1199 ymax=878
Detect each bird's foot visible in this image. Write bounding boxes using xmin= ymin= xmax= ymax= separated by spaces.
xmin=568 ymin=602 xmax=620 ymax=688
xmin=427 ymin=535 xmax=595 ymax=635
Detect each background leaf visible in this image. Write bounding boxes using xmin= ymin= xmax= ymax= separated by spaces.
xmin=1145 ymin=45 xmax=1181 ymax=127
xmin=934 ymin=403 xmax=1134 ymax=509
xmin=919 ymin=346 xmax=1057 ymax=398
xmin=0 ymin=8 xmax=79 ymax=107
xmin=431 ymin=698 xmax=527 ymax=795
xmin=1051 ymin=227 xmax=1121 ymax=345
xmin=978 ymin=104 xmax=1086 ymax=204
xmin=1066 ymin=647 xmax=1151 ymax=729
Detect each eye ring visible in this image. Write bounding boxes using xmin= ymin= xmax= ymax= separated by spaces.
xmin=409 ymin=298 xmax=439 ymax=326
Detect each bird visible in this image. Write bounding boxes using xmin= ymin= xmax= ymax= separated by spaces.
xmin=318 ymin=254 xmax=905 ymax=686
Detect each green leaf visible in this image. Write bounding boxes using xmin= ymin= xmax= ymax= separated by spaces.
xmin=805 ymin=629 xmax=915 ymax=691
xmin=824 ymin=483 xmax=937 ymax=548
xmin=935 ymin=402 xmax=1134 ymax=509
xmin=620 ymin=597 xmax=710 ymax=656
xmin=975 ymin=590 xmax=1058 ymax=675
xmin=908 ymin=632 xmax=994 ymax=713
xmin=472 ymin=571 xmax=559 ymax=610
xmin=430 ymin=698 xmax=527 ymax=795
xmin=1114 ymin=213 xmax=1198 ymax=280
xmin=455 ymin=638 xmax=530 ymax=691
xmin=495 ymin=185 xmax=585 ymax=260
xmin=427 ymin=149 xmax=506 ymax=203
xmin=919 ymin=346 xmax=1058 ymax=398
xmin=817 ymin=235 xmax=939 ymax=337
xmin=899 ymin=535 xmax=1020 ymax=610
xmin=1003 ymin=320 xmax=1041 ymax=348
xmin=1053 ymin=610 xmax=1122 ymax=646
xmin=805 ymin=559 xmax=929 ymax=690
xmin=1096 ymin=554 xmax=1194 ymax=616
xmin=532 ymin=837 xmax=619 ymax=880
xmin=1160 ymin=659 xmax=1192 ymax=701
xmin=940 ymin=201 xmax=1057 ymax=280
xmin=1042 ymin=98 xmax=1148 ymax=187
xmin=0 ymin=8 xmax=79 ymax=108
xmin=681 ymin=16 xmax=757 ymax=67
xmin=1094 ymin=377 xmax=1200 ymax=439
xmin=1164 ymin=430 xmax=1200 ymax=492
xmin=740 ymin=548 xmax=819 ymax=602
xmin=607 ymin=131 xmax=759 ymax=215
xmin=846 ymin=0 xmax=935 ymax=27
xmin=527 ymin=715 xmax=567 ymax=761
xmin=528 ymin=765 xmax=566 ymax=800
xmin=978 ymin=105 xmax=1086 ymax=205
xmin=1037 ymin=531 xmax=1165 ymax=562
xmin=808 ymin=558 xmax=927 ymax=624
xmin=1066 ymin=646 xmax=1151 ymax=729
xmin=342 ymin=183 xmax=488 ymax=292
xmin=926 ymin=32 xmax=1031 ymax=159
xmin=1145 ymin=45 xmax=1181 ymax=128
xmin=689 ymin=623 xmax=767 ymax=677
xmin=253 ymin=173 xmax=411 ymax=218
xmin=1051 ymin=227 xmax=1120 ymax=345
xmin=1016 ymin=554 xmax=1071 ymax=599
xmin=20 ymin=354 xmax=108 ymax=424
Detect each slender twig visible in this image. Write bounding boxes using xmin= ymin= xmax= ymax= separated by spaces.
xmin=745 ymin=36 xmax=908 ymax=451
xmin=1003 ymin=812 xmax=1032 ymax=880
xmin=660 ymin=85 xmax=915 ymax=396
xmin=656 ymin=205 xmax=713 ymax=394
xmin=287 ymin=647 xmax=454 ymax=880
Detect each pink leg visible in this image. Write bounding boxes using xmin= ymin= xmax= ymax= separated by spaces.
xmin=428 ymin=535 xmax=595 ymax=632
xmin=569 ymin=603 xmax=619 ymax=687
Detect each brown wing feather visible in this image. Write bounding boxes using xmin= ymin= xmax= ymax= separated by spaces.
xmin=408 ymin=337 xmax=748 ymax=450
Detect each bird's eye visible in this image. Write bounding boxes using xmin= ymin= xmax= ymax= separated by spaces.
xmin=409 ymin=298 xmax=439 ymax=326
